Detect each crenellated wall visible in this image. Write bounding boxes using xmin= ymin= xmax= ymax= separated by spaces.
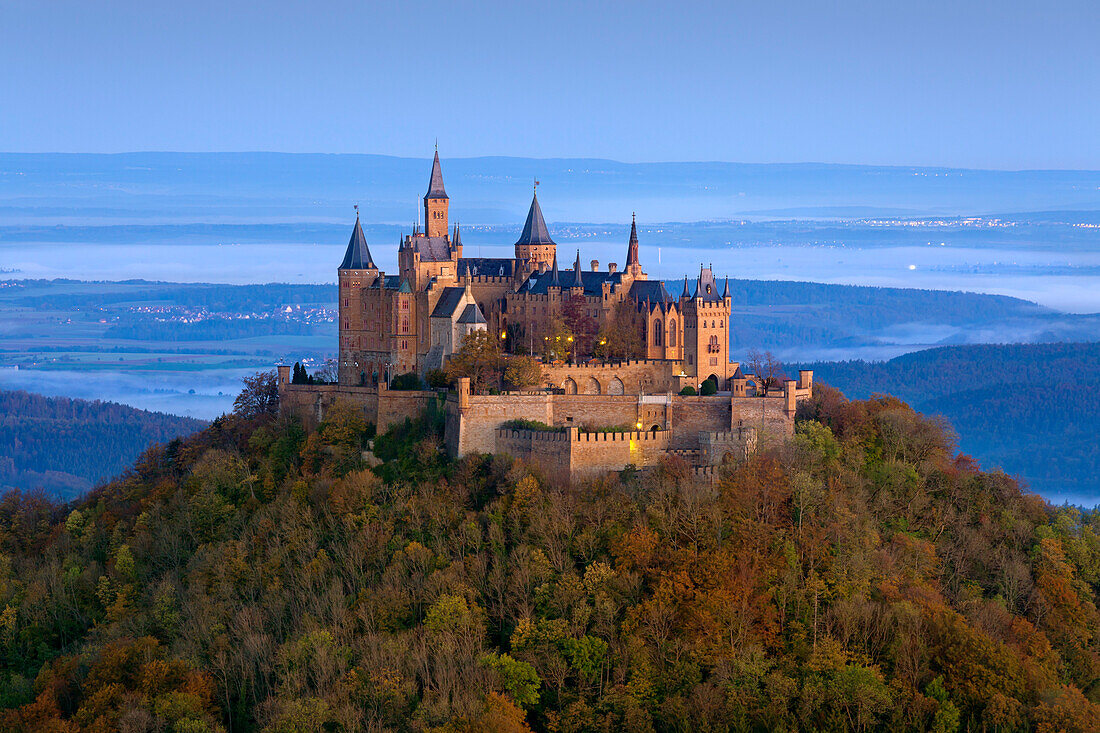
xmin=496 ymin=426 xmax=670 ymax=483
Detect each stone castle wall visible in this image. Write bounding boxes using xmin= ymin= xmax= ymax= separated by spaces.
xmin=277 ymin=366 xmax=436 ymax=431
xmin=497 ymin=427 xmax=670 ymax=483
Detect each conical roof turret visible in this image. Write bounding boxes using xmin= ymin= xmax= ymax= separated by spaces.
xmin=425 ymin=150 xmax=447 ymax=200
xmin=339 ymin=213 xmax=376 ymax=270
xmin=550 ymin=255 xmax=560 ymax=286
xmin=515 ymin=191 xmax=556 ymax=247
xmin=573 ymin=250 xmax=583 ymax=287
xmin=723 ymin=276 xmax=730 ymax=298
xmin=681 ymin=275 xmax=692 ymax=298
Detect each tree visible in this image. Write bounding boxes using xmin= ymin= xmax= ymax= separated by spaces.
xmin=700 ymin=377 xmax=717 ymax=396
xmin=745 ymin=349 xmax=786 ymax=395
xmin=562 ymin=294 xmax=598 ymax=360
xmin=445 ymin=330 xmax=503 ymax=392
xmin=313 ymin=358 xmax=339 ymax=384
xmin=503 ymin=356 xmax=543 ymax=390
xmin=233 ymin=370 xmax=279 ymax=419
xmin=679 ymin=385 xmax=697 ymax=396
xmin=291 ymin=362 xmax=309 ymax=385
xmin=539 ymin=317 xmax=574 ymax=362
xmin=594 ymin=303 xmax=643 ymax=361
xmin=389 ymin=372 xmax=423 ymax=391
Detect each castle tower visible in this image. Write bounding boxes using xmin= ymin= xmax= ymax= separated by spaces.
xmin=626 ymin=212 xmax=642 ymax=279
xmin=338 ymin=212 xmax=378 ymax=384
xmin=514 ymin=189 xmax=556 ymax=270
xmin=681 ymin=264 xmax=732 ymax=384
xmin=424 ymin=149 xmax=449 ymax=238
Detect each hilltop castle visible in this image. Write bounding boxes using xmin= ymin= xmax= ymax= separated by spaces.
xmin=280 ymin=151 xmax=812 ymax=482
xmin=336 ymin=150 xmax=735 ymax=389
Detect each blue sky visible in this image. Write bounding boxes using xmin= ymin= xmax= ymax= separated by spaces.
xmin=2 ymin=0 xmax=1098 ymax=168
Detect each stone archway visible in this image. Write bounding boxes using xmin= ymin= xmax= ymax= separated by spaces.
xmin=608 ymin=376 xmax=625 ymax=395
xmin=584 ymin=376 xmax=601 ymax=395
xmin=564 ymin=377 xmax=578 ymax=394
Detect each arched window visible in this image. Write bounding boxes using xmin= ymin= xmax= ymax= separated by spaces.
xmin=654 ymin=319 xmax=662 ymax=346
xmin=668 ymin=319 xmax=677 ymax=347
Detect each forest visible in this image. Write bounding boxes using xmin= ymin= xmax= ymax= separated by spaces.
xmin=0 ymin=390 xmax=206 ymax=499
xmin=1 ymin=375 xmax=1100 ymax=731
xmin=800 ymin=342 xmax=1100 ymax=500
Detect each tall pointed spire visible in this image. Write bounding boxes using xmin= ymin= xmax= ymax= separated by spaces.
xmin=681 ymin=275 xmax=691 ymax=298
xmin=339 ymin=212 xmax=376 ymax=270
xmin=426 ymin=149 xmax=447 ymax=200
xmin=626 ymin=212 xmax=641 ymax=275
xmin=573 ymin=249 xmax=583 ymax=287
xmin=550 ymin=255 xmax=560 ymax=286
xmin=452 ymin=222 xmax=462 ymax=247
xmin=723 ymin=276 xmax=730 ymax=298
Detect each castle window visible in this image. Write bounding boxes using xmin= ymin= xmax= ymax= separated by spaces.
xmin=654 ymin=320 xmax=662 ymax=346
xmin=668 ymin=319 xmax=677 ymax=347
xmin=343 ymin=299 xmax=348 ymax=307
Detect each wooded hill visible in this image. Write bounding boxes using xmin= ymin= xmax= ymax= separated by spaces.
xmin=1 ymin=378 xmax=1100 ymax=731
xmin=0 ymin=390 xmax=206 ymax=499
xmin=799 ymin=342 xmax=1100 ymax=501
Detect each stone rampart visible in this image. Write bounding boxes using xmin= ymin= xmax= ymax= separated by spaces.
xmin=496 ymin=427 xmax=670 ymax=483
xmin=278 ymin=367 xmax=437 ymax=432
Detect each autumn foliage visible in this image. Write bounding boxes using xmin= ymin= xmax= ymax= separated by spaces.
xmin=1 ymin=379 xmax=1099 ymax=730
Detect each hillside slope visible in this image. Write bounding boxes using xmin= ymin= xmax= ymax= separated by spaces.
xmin=1 ymin=381 xmax=1100 ymax=730
xmin=0 ymin=390 xmax=206 ymax=498
xmin=800 ymin=342 xmax=1100 ymax=502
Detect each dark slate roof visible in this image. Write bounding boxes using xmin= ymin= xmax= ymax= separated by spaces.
xmin=339 ymin=216 xmax=375 ymax=270
xmin=628 ymin=280 xmax=675 ymax=305
xmin=411 ymin=235 xmax=452 ymax=262
xmin=382 ymin=274 xmax=401 ymax=289
xmin=514 ymin=193 xmax=556 ymax=247
xmin=572 ymin=251 xmax=583 ymax=287
xmin=457 ymin=303 xmax=486 ymax=325
xmin=425 ymin=151 xmax=447 ymax=199
xmin=458 ymin=257 xmax=515 ymax=278
xmin=520 ymin=268 xmax=624 ymax=297
xmin=732 ymin=365 xmax=745 ymax=379
xmin=681 ymin=277 xmax=693 ymax=298
xmin=430 ymin=286 xmax=467 ymax=318
xmin=696 ymin=266 xmax=723 ymax=302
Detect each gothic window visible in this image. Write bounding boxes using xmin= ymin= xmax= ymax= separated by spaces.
xmin=668 ymin=319 xmax=677 ymax=347
xmin=654 ymin=319 xmax=662 ymax=346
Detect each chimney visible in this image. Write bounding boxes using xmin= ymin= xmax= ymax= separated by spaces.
xmin=591 ymin=260 xmax=599 ymax=271
xmin=608 ymin=262 xmax=618 ymax=273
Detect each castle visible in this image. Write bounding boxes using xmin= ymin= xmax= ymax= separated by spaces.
xmin=280 ymin=151 xmax=813 ymax=482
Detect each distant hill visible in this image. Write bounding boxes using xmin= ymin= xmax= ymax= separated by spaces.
xmin=3 ymin=152 xmax=1100 ymax=223
xmin=798 ymin=342 xmax=1100 ymax=502
xmin=0 ymin=390 xmax=206 ymax=498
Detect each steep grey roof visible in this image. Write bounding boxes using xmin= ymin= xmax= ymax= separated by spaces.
xmin=572 ymin=250 xmax=583 ymax=287
xmin=425 ymin=151 xmax=447 ymax=199
xmin=681 ymin=276 xmax=692 ymax=298
xmin=339 ymin=216 xmax=376 ymax=270
xmin=410 ymin=235 xmax=452 ymax=262
xmin=695 ymin=265 xmax=722 ymax=302
xmin=722 ymin=276 xmax=730 ymax=298
xmin=732 ymin=365 xmax=745 ymax=379
xmin=458 ymin=257 xmax=515 ymax=278
xmin=520 ymin=268 xmax=625 ymax=297
xmin=457 ymin=303 xmax=487 ymax=325
xmin=514 ymin=193 xmax=556 ymax=247
xmin=430 ymin=286 xmax=467 ymax=318
xmin=629 ymin=280 xmax=675 ymax=305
